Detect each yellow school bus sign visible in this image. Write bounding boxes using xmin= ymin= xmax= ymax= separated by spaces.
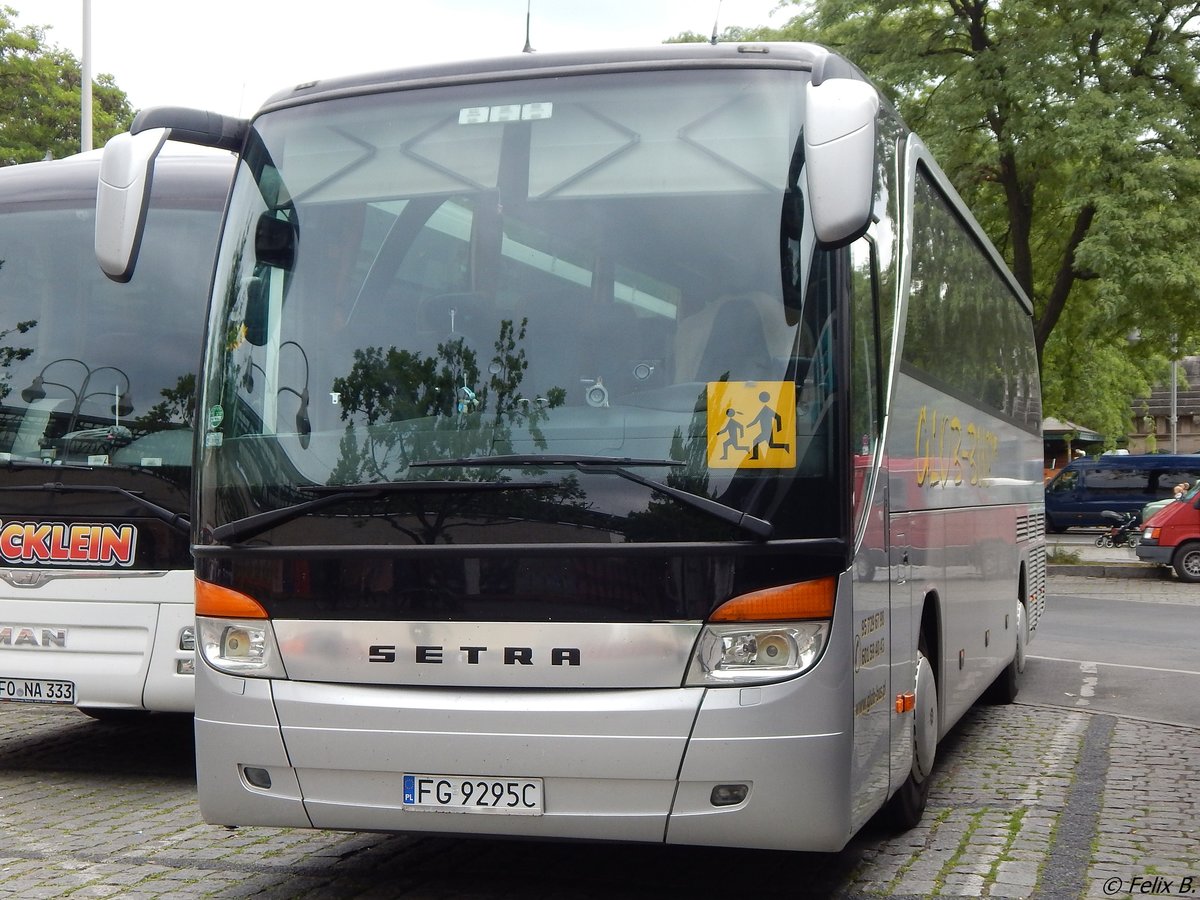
xmin=707 ymin=381 xmax=796 ymax=469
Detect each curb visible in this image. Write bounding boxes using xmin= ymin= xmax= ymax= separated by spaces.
xmin=1047 ymin=563 xmax=1168 ymax=579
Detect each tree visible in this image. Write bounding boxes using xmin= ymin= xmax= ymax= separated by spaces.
xmin=0 ymin=7 xmax=133 ymax=164
xmin=707 ymin=1 xmax=1200 ymax=441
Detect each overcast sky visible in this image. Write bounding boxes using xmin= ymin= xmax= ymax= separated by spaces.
xmin=8 ymin=1 xmax=791 ymax=117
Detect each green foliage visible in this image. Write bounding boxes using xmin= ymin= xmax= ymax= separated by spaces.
xmin=665 ymin=25 xmax=783 ymax=44
xmin=130 ymin=373 xmax=198 ymax=435
xmin=725 ymin=0 xmax=1200 ymax=443
xmin=0 ymin=6 xmax=133 ymax=164
xmin=0 ymin=314 xmax=37 ymax=402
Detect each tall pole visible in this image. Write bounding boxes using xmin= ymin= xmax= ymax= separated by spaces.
xmin=1171 ymin=357 xmax=1179 ymax=454
xmin=81 ymin=0 xmax=93 ymax=152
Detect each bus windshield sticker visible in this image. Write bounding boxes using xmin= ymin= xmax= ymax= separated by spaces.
xmin=0 ymin=521 xmax=137 ymax=567
xmin=458 ymin=103 xmax=553 ymax=125
xmin=706 ymin=381 xmax=796 ymax=469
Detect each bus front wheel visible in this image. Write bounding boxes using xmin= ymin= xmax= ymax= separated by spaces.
xmin=884 ymin=640 xmax=938 ymax=830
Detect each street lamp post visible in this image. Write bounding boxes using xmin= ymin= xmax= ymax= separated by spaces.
xmin=1169 ymin=335 xmax=1179 ymax=454
xmin=20 ymin=357 xmax=134 ymax=438
xmin=81 ymin=0 xmax=93 ymax=152
xmin=240 ymin=342 xmax=310 ymax=448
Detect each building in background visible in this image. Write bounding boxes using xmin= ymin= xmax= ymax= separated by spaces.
xmin=1130 ymin=356 xmax=1200 ymax=455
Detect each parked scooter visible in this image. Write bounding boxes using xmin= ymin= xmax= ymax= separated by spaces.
xmin=1096 ymin=509 xmax=1141 ymax=548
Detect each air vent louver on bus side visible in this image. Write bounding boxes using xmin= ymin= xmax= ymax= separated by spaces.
xmin=1015 ymin=514 xmax=1047 ymax=633
xmin=1015 ymin=512 xmax=1045 ymax=544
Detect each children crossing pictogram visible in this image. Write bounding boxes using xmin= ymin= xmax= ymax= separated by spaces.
xmin=707 ymin=381 xmax=796 ymax=469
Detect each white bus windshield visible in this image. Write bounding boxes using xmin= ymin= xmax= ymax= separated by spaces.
xmin=2 ymin=204 xmax=215 ymax=479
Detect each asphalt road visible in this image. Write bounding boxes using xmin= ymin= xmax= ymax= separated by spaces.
xmin=1022 ymin=593 xmax=1200 ymax=728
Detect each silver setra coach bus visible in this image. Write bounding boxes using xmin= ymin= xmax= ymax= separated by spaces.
xmin=94 ymin=42 xmax=1045 ymax=851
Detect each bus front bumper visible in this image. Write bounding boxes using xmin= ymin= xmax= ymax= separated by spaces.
xmin=194 ymin=667 xmax=854 ymax=852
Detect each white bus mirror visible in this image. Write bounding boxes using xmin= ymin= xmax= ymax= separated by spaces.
xmin=95 ymin=128 xmax=169 ymax=283
xmin=804 ymin=78 xmax=880 ymax=246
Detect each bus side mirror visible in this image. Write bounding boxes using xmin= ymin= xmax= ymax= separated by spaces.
xmin=95 ymin=128 xmax=169 ymax=283
xmin=804 ymin=78 xmax=880 ymax=246
xmin=255 ymin=212 xmax=297 ymax=270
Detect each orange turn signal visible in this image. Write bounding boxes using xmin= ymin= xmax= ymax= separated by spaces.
xmin=895 ymin=691 xmax=915 ymax=714
xmin=709 ymin=576 xmax=836 ymax=623
xmin=195 ymin=578 xmax=268 ymax=619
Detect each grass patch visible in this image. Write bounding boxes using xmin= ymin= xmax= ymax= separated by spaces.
xmin=1046 ymin=546 xmax=1082 ymax=564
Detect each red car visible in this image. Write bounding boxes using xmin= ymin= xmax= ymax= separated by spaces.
xmin=1136 ymin=484 xmax=1200 ymax=581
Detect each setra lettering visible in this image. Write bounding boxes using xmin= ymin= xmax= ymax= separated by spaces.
xmin=376 ymin=644 xmax=583 ymax=666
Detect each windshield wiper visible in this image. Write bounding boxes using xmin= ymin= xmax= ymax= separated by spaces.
xmin=209 ymin=479 xmax=554 ymax=545
xmin=0 ymin=482 xmax=189 ymax=535
xmin=411 ymin=455 xmax=774 ymax=540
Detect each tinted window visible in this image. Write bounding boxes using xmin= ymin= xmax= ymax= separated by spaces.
xmin=903 ymin=167 xmax=1040 ymax=428
xmin=1083 ymin=468 xmax=1145 ymax=493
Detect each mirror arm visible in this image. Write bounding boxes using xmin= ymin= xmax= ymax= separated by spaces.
xmin=132 ymin=106 xmax=248 ymax=153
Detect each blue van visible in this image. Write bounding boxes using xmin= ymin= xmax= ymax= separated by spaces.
xmin=1044 ymin=454 xmax=1200 ymax=531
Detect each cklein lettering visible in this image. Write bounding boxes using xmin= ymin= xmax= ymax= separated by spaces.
xmin=369 ymin=644 xmax=582 ymax=666
xmin=0 ymin=520 xmax=137 ymax=567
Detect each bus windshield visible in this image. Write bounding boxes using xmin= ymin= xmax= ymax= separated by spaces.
xmin=200 ymin=68 xmax=844 ymax=545
xmin=2 ymin=203 xmax=214 ymax=486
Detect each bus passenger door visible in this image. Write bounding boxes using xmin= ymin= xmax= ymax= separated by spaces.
xmin=848 ymin=236 xmax=893 ymax=829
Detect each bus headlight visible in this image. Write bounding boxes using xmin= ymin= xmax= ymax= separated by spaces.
xmin=685 ymin=576 xmax=834 ymax=686
xmin=198 ymin=618 xmax=286 ymax=677
xmin=686 ymin=622 xmax=828 ymax=686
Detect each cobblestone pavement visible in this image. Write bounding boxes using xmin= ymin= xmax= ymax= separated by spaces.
xmin=1 ymin=578 xmax=1196 ymax=899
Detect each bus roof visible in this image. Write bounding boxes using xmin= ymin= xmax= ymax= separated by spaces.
xmin=259 ymin=41 xmax=868 ymax=114
xmin=0 ymin=149 xmax=234 ymax=207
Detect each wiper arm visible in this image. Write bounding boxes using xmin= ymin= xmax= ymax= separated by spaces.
xmin=209 ymin=479 xmax=553 ymax=545
xmin=0 ymin=482 xmax=189 ymax=535
xmin=411 ymin=455 xmax=774 ymax=540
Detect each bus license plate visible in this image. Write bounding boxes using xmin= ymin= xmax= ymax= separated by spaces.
xmin=0 ymin=677 xmax=75 ymax=704
xmin=402 ymin=774 xmax=543 ymax=816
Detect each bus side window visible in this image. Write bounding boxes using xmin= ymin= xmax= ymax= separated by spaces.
xmin=849 ymin=237 xmax=882 ymax=527
xmin=849 ymin=238 xmax=882 ymax=455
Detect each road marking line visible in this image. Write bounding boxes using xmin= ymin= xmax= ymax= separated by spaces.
xmin=1078 ymin=661 xmax=1097 ymax=706
xmin=1029 ymin=654 xmax=1200 ymax=677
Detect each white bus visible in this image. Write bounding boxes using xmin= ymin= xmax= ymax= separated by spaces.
xmin=96 ymin=43 xmax=1045 ymax=850
xmin=0 ymin=149 xmax=232 ymax=719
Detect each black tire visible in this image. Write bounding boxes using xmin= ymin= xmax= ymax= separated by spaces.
xmin=882 ymin=637 xmax=938 ymax=831
xmin=1171 ymin=542 xmax=1200 ymax=583
xmin=78 ymin=707 xmax=151 ymax=723
xmin=985 ymin=599 xmax=1027 ymax=704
